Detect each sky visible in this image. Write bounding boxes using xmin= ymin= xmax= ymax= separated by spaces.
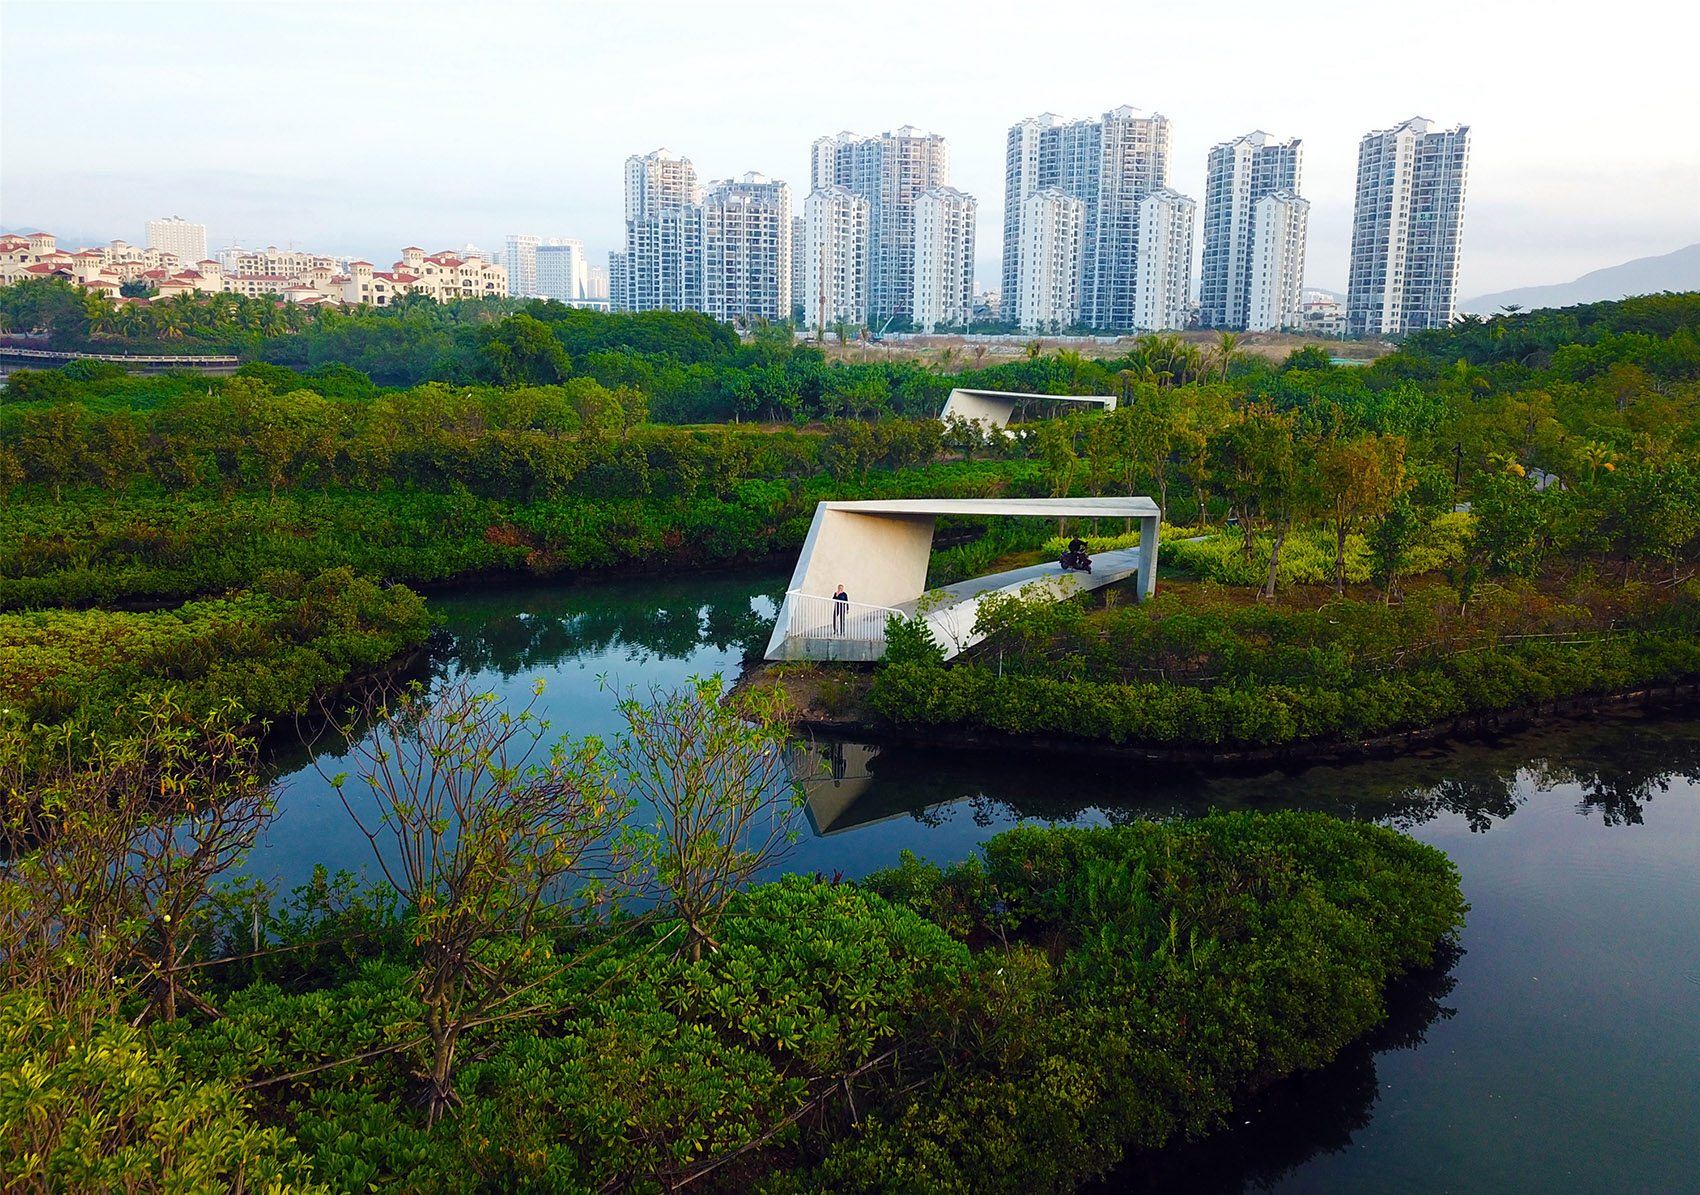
xmin=3 ymin=0 xmax=1697 ymax=302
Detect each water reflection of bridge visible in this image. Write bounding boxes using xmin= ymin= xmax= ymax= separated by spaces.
xmin=791 ymin=741 xmax=956 ymax=836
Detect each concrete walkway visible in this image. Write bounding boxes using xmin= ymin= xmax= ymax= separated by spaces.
xmin=893 ymin=545 xmax=1146 ymax=660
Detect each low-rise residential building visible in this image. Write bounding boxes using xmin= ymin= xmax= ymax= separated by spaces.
xmin=3 ymin=231 xmax=506 ymax=308
xmin=219 ymin=246 xmax=337 ymax=277
xmin=342 ymin=248 xmax=506 ymax=306
xmin=1300 ymin=295 xmax=1347 ymax=337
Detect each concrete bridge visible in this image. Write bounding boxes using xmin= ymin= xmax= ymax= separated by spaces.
xmin=0 ymin=346 xmax=242 ymax=377
xmin=763 ymin=496 xmax=1160 ymax=663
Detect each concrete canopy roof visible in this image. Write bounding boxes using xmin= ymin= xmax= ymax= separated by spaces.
xmin=815 ymin=497 xmax=1158 ymax=519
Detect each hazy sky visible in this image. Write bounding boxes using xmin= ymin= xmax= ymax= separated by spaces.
xmin=3 ymin=0 xmax=1697 ymax=300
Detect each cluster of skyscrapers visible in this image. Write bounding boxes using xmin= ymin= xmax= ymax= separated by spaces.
xmin=1003 ymin=107 xmax=1194 ymax=333
xmin=608 ymin=132 xmax=977 ymax=334
xmin=604 ymin=111 xmax=1471 ymax=337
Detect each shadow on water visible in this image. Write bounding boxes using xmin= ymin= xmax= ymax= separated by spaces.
xmin=1084 ymin=944 xmax=1464 ymax=1195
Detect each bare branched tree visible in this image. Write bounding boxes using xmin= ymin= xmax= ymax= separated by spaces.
xmin=326 ymin=678 xmax=630 ymax=1124
xmin=603 ymin=675 xmax=801 ymax=963
xmin=0 ymin=697 xmax=276 ymax=1027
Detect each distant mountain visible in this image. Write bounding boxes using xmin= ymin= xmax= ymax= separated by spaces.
xmin=1459 ymin=244 xmax=1700 ymax=315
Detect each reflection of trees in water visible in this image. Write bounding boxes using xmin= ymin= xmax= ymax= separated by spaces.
xmin=1384 ymin=774 xmax=1523 ymax=834
xmin=810 ymin=709 xmax=1700 ymax=842
xmin=427 ymin=575 xmax=783 ymax=677
xmin=1088 ymin=944 xmax=1462 ymax=1195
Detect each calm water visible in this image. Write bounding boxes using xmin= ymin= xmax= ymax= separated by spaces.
xmin=257 ymin=569 xmax=1700 ymax=1194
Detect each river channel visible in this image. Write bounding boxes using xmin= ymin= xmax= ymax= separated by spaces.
xmin=256 ymin=567 xmax=1699 ymax=1194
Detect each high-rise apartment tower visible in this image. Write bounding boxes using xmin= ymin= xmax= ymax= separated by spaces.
xmin=1245 ymin=193 xmax=1309 ymax=332
xmin=535 ymin=239 xmax=588 ymax=304
xmin=1132 ymin=189 xmax=1195 ymax=333
xmin=146 ymin=216 xmax=207 ymax=266
xmin=809 ymin=127 xmax=950 ymax=325
xmin=1002 ymin=114 xmax=1102 ymax=324
xmin=618 ymin=149 xmax=702 ymax=312
xmin=1346 ymin=118 xmax=1470 ymax=337
xmin=1200 ymin=132 xmax=1304 ymax=329
xmin=1015 ymin=187 xmax=1086 ymax=332
xmin=804 ymin=185 xmax=871 ymax=331
xmin=1003 ymin=107 xmax=1182 ymax=332
xmin=505 ymin=233 xmax=542 ymax=298
xmin=700 ymin=173 xmax=793 ymax=324
xmin=912 ymin=186 xmax=977 ymax=333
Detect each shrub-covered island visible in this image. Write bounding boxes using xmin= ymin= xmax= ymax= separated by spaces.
xmin=4 ymin=812 xmax=1464 ymax=1193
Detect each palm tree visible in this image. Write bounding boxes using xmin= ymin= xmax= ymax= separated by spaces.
xmin=1577 ymin=440 xmax=1617 ymax=486
xmin=82 ymin=290 xmax=119 ymax=338
xmin=115 ymin=302 xmax=146 ymax=339
xmin=1054 ymin=348 xmax=1098 ymax=395
xmin=1213 ymin=330 xmax=1242 ymax=381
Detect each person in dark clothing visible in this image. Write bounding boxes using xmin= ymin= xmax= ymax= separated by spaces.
xmin=832 ymin=584 xmax=849 ymax=634
xmin=1067 ymin=536 xmax=1086 ymax=557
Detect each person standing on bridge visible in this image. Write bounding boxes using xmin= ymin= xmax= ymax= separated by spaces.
xmin=832 ymin=585 xmax=849 ymax=634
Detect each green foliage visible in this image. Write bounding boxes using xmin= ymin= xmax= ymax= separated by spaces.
xmin=867 ymin=628 xmax=1700 ymax=748
xmin=0 ymin=992 xmax=324 ymax=1193
xmin=883 ymin=612 xmax=947 ymax=667
xmin=1165 ymin=516 xmax=1470 ymax=587
xmin=605 ymin=674 xmax=801 ymax=960
xmin=134 ymin=816 xmax=1463 ymax=1194
xmin=0 ymin=568 xmax=430 ymax=745
xmin=0 ymin=454 xmax=1038 ymax=608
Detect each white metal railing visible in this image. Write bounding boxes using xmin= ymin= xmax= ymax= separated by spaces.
xmin=784 ymin=589 xmax=901 ymax=642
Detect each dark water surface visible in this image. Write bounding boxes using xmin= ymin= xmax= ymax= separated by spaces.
xmin=258 ymin=570 xmax=1700 ymax=1195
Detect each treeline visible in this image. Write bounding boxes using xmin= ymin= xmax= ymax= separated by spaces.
xmin=0 ymin=368 xmax=969 ymax=502
xmin=0 ymin=464 xmax=1036 ymax=609
xmin=5 ymin=292 xmax=1700 ymax=613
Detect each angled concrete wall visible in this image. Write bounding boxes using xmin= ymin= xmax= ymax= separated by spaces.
xmin=796 ymin=507 xmax=936 ymax=609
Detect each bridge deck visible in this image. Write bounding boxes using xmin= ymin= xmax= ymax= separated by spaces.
xmin=895 ymin=547 xmax=1144 ymax=659
xmin=772 ymin=545 xmax=1146 ymax=662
